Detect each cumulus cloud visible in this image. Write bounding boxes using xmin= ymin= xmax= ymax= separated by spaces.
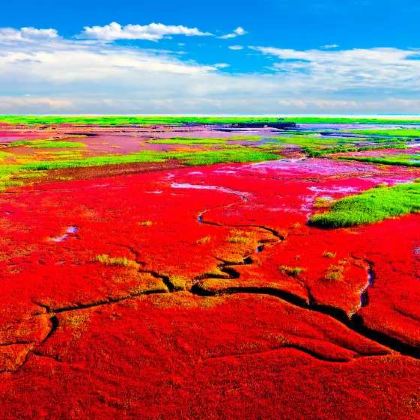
xmin=0 ymin=26 xmax=419 ymax=114
xmin=253 ymin=46 xmax=420 ymax=90
xmin=0 ymin=27 xmax=59 ymax=42
xmin=220 ymin=27 xmax=247 ymax=40
xmin=81 ymin=21 xmax=211 ymax=41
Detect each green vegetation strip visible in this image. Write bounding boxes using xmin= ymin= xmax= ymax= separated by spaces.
xmin=10 ymin=139 xmax=85 ymax=148
xmin=0 ymin=115 xmax=283 ymax=126
xmin=309 ymin=181 xmax=420 ymax=228
xmin=347 ymin=129 xmax=420 ymax=138
xmin=339 ymin=154 xmax=419 ymax=167
xmin=0 ymin=147 xmax=280 ymax=191
xmin=169 ymin=148 xmax=279 ymax=165
xmin=304 ymin=144 xmax=408 ymax=158
xmin=20 ymin=148 xmax=279 ymax=171
xmin=22 ymin=151 xmax=167 ymax=170
xmin=271 ymin=135 xmax=408 ymax=157
xmin=149 ymin=135 xmax=261 ymax=145
xmin=0 ymin=165 xmax=44 ymax=191
xmin=0 ymin=165 xmax=21 ymax=190
xmin=2 ymin=115 xmax=419 ymax=126
xmin=281 ymin=117 xmax=420 ymax=125
xmin=149 ymin=137 xmax=228 ymax=145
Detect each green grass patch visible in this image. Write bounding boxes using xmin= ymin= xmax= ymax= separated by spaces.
xmin=0 ymin=147 xmax=280 ymax=193
xmin=168 ymin=148 xmax=279 ymax=165
xmin=22 ymin=151 xmax=167 ymax=171
xmin=309 ymin=181 xmax=420 ymax=228
xmin=0 ymin=165 xmax=44 ymax=191
xmin=281 ymin=117 xmax=420 ymax=125
xmin=347 ymin=128 xmax=420 ymax=138
xmin=10 ymin=139 xmax=85 ymax=148
xmin=0 ymin=165 xmax=22 ymax=190
xmin=270 ymin=135 xmax=407 ymax=157
xmin=301 ymin=144 xmax=406 ymax=158
xmin=22 ymin=148 xmax=279 ymax=171
xmin=261 ymin=135 xmax=345 ymax=156
xmin=339 ymin=154 xmax=419 ymax=167
xmin=0 ymin=115 xmax=285 ymax=126
xmin=2 ymin=115 xmax=419 ymax=126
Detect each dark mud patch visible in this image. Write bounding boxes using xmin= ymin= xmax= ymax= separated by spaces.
xmin=46 ymin=160 xmax=184 ymax=183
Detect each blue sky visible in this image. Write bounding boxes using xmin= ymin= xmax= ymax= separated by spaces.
xmin=0 ymin=0 xmax=419 ymax=114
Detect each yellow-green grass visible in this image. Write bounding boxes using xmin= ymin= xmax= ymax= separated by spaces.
xmin=279 ymin=265 xmax=306 ymax=277
xmin=0 ymin=151 xmax=11 ymax=161
xmin=95 ymin=254 xmax=138 ymax=268
xmin=0 ymin=165 xmax=45 ymax=191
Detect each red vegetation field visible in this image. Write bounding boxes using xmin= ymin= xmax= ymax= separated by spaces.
xmin=0 ymin=121 xmax=419 ymax=418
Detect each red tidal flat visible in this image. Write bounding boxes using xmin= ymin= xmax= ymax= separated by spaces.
xmin=0 ymin=157 xmax=419 ymax=418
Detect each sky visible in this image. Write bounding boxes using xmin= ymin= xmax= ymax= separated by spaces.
xmin=1 ymin=0 xmax=419 ymax=114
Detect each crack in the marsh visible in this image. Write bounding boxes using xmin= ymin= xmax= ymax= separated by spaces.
xmin=194 ymin=208 xmax=419 ymax=359
xmin=394 ymin=307 xmax=420 ymax=323
xmin=190 ymin=284 xmax=419 ymax=358
xmin=197 ymin=210 xmax=286 ymax=242
xmin=32 ymin=350 xmax=63 ymax=363
xmin=11 ymin=286 xmax=172 ymax=372
xmin=111 ymin=242 xmax=176 ymax=292
xmin=353 ymin=258 xmax=376 ymax=313
xmin=35 ymin=288 xmax=168 ymax=316
xmin=195 ymin=208 xmax=285 ymax=284
xmin=201 ymin=343 xmax=352 ymax=364
xmin=4 ymin=202 xmax=418 ymax=376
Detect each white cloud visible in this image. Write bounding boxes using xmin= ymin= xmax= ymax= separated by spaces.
xmin=229 ymin=45 xmax=244 ymax=51
xmin=0 ymin=27 xmax=419 ymax=114
xmin=254 ymin=46 xmax=420 ymax=90
xmin=81 ymin=21 xmax=211 ymax=41
xmin=0 ymin=36 xmax=218 ymax=84
xmin=0 ymin=96 xmax=73 ymax=112
xmin=220 ymin=27 xmax=247 ymax=40
xmin=0 ymin=27 xmax=59 ymax=42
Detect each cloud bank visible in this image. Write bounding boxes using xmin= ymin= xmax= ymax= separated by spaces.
xmin=81 ymin=22 xmax=211 ymax=41
xmin=0 ymin=25 xmax=419 ymax=114
xmin=0 ymin=27 xmax=59 ymax=42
